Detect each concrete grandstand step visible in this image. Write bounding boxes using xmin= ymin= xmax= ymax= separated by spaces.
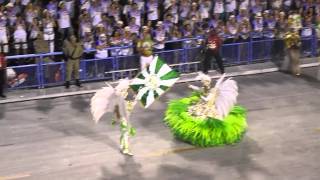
xmin=0 ymin=58 xmax=319 ymax=104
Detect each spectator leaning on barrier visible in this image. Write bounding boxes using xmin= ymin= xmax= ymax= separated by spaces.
xmin=63 ymin=34 xmax=83 ymax=88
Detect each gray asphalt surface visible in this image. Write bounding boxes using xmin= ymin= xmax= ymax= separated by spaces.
xmin=0 ymin=67 xmax=319 ymax=180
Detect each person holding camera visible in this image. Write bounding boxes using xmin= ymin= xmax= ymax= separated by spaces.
xmin=201 ymin=29 xmax=224 ymax=74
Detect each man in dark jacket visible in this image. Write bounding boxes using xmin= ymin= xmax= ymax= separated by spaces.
xmin=63 ymin=34 xmax=83 ymax=88
xmin=0 ymin=53 xmax=6 ymax=98
xmin=202 ymin=30 xmax=225 ymax=74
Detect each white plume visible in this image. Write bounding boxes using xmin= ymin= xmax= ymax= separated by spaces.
xmin=214 ymin=74 xmax=239 ymax=119
xmin=90 ymin=80 xmax=130 ymax=124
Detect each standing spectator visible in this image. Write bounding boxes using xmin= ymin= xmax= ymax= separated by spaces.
xmin=21 ymin=0 xmax=31 ymax=13
xmin=301 ymin=15 xmax=315 ymax=56
xmin=34 ymin=31 xmax=54 ymax=82
xmin=163 ymin=14 xmax=174 ymax=34
xmin=238 ymin=18 xmax=251 ymax=60
xmin=271 ymin=0 xmax=283 ymax=10
xmin=167 ymin=24 xmax=182 ymax=63
xmin=239 ymin=18 xmax=251 ymax=42
xmin=42 ymin=10 xmax=56 ymax=53
xmin=13 ymin=17 xmax=28 ymax=56
xmin=83 ymin=32 xmax=94 ymax=52
xmin=202 ymin=30 xmax=224 ymax=74
xmin=47 ymin=0 xmax=58 ymax=18
xmin=251 ymin=13 xmax=264 ymax=40
xmin=239 ymin=0 xmax=250 ymax=13
xmin=101 ymin=0 xmax=111 ymax=13
xmin=79 ymin=9 xmax=92 ymax=37
xmin=182 ymin=22 xmax=194 ymax=49
xmin=90 ymin=0 xmax=102 ymax=27
xmin=128 ymin=3 xmax=143 ymax=27
xmin=28 ymin=18 xmax=40 ymax=55
xmin=199 ymin=0 xmax=212 ymax=21
xmin=146 ymin=0 xmax=159 ymax=28
xmin=110 ymin=30 xmax=122 ymax=57
xmin=179 ymin=0 xmax=190 ymax=23
xmin=237 ymin=8 xmax=249 ymax=23
xmin=165 ymin=0 xmax=179 ymax=24
xmin=274 ymin=11 xmax=287 ymax=61
xmin=0 ymin=13 xmax=8 ymax=54
xmin=213 ymin=0 xmax=224 ymax=20
xmin=153 ymin=21 xmax=166 ymax=52
xmin=225 ymin=15 xmax=239 ymax=44
xmin=58 ymin=1 xmax=72 ymax=40
xmin=251 ymin=0 xmax=264 ymax=18
xmin=225 ymin=0 xmax=237 ymax=19
xmin=263 ymin=11 xmax=277 ymax=39
xmin=120 ymin=27 xmax=133 ymax=56
xmin=128 ymin=17 xmax=140 ymax=35
xmin=95 ymin=33 xmax=109 ymax=59
xmin=0 ymin=53 xmax=6 ymax=98
xmin=108 ymin=2 xmax=121 ymax=22
xmin=62 ymin=34 xmax=83 ymax=88
xmin=25 ymin=3 xmax=37 ymax=25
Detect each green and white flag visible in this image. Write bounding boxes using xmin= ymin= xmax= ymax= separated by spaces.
xmin=130 ymin=56 xmax=180 ymax=108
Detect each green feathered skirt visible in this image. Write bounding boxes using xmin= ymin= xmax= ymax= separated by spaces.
xmin=164 ymin=94 xmax=247 ymax=147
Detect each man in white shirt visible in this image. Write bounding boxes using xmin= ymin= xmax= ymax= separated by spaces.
xmin=0 ymin=13 xmax=8 ymax=54
xmin=58 ymin=1 xmax=72 ymax=40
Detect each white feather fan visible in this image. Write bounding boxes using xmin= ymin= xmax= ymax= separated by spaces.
xmin=214 ymin=74 xmax=239 ymax=119
xmin=90 ymin=80 xmax=130 ymax=123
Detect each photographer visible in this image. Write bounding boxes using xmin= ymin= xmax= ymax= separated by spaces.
xmin=201 ymin=29 xmax=224 ymax=74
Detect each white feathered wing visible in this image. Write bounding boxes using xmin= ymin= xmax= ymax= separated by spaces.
xmin=214 ymin=74 xmax=239 ymax=119
xmin=90 ymin=83 xmax=128 ymax=123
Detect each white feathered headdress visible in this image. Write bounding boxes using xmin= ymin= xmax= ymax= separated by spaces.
xmin=214 ymin=74 xmax=239 ymax=119
xmin=90 ymin=79 xmax=131 ymax=123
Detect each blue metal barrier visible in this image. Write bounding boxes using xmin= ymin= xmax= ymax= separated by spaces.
xmin=4 ymin=35 xmax=319 ymax=90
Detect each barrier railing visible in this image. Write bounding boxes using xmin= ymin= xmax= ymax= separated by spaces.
xmin=4 ymin=35 xmax=319 ymax=90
